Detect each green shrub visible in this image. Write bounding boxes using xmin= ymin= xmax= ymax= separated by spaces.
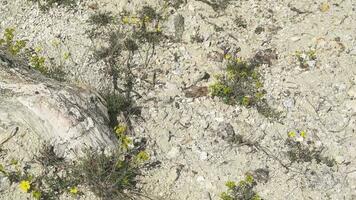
xmin=29 ymin=54 xmax=47 ymax=73
xmin=0 ymin=28 xmax=27 ymax=55
xmin=286 ymin=130 xmax=336 ymax=167
xmin=210 ymin=54 xmax=280 ymax=118
xmin=0 ymin=144 xmax=149 ymax=200
xmin=220 ymin=174 xmax=262 ymax=200
xmin=0 ymin=28 xmax=66 ymax=81
xmin=105 ymin=93 xmax=131 ymax=127
xmin=70 ymin=149 xmax=142 ymax=200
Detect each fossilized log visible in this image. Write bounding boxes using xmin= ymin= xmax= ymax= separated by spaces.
xmin=0 ymin=51 xmax=117 ymax=158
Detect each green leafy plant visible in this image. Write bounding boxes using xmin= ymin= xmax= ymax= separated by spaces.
xmin=29 ymin=54 xmax=47 ymax=73
xmin=90 ymin=6 xmax=166 ymax=133
xmin=0 ymin=28 xmax=27 ymax=55
xmin=210 ymin=52 xmax=280 ymax=118
xmin=71 ymin=148 xmax=143 ymax=200
xmin=115 ymin=124 xmax=132 ymax=150
xmin=286 ymin=130 xmax=336 ymax=167
xmin=221 ymin=174 xmax=262 ymax=200
xmin=105 ymin=93 xmax=132 ymax=127
xmin=0 ymin=143 xmax=150 ymax=200
xmin=1 ymin=28 xmax=66 ymax=80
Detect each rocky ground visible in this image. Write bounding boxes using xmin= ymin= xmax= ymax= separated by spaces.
xmin=0 ymin=0 xmax=356 ymax=199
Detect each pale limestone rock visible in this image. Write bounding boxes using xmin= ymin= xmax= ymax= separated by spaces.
xmin=0 ymin=55 xmax=117 ymax=159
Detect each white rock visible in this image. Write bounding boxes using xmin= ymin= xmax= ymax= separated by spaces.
xmin=347 ymin=85 xmax=356 ymax=98
xmin=283 ymin=98 xmax=295 ymax=109
xmin=200 ymin=151 xmax=208 ymax=160
xmin=167 ymin=146 xmax=180 ymax=159
xmin=0 ymin=62 xmax=117 ymax=159
xmin=197 ymin=176 xmax=205 ymax=182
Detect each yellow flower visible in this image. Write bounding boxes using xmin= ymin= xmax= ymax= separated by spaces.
xmin=121 ymin=136 xmax=132 ymax=149
xmin=63 ymin=52 xmax=70 ymax=60
xmin=136 ymin=151 xmax=150 ymax=162
xmin=51 ymin=39 xmax=60 ymax=48
xmin=255 ymin=81 xmax=263 ymax=88
xmin=236 ymin=57 xmax=243 ymax=63
xmin=225 ymin=181 xmax=236 ymax=189
xmin=130 ymin=17 xmax=140 ymax=25
xmin=115 ymin=125 xmax=132 ymax=149
xmin=69 ymin=186 xmax=78 ymax=195
xmin=288 ymin=131 xmax=296 ymax=138
xmin=300 ymin=131 xmax=306 ymax=138
xmin=115 ymin=125 xmax=127 ymax=136
xmin=19 ymin=180 xmax=31 ymax=193
xmin=144 ymin=16 xmax=151 ymax=22
xmin=122 ymin=16 xmax=130 ymax=24
xmin=115 ymin=125 xmax=127 ymax=135
xmin=34 ymin=46 xmax=42 ymax=53
xmin=224 ymin=54 xmax=232 ymax=60
xmin=245 ymin=174 xmax=254 ymax=184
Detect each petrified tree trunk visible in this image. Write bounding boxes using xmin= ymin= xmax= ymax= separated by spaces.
xmin=0 ymin=51 xmax=117 ymax=158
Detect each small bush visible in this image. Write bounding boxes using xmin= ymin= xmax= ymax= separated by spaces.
xmin=105 ymin=93 xmax=132 ymax=127
xmin=29 ymin=54 xmax=48 ymax=73
xmin=286 ymin=130 xmax=336 ymax=167
xmin=0 ymin=28 xmax=66 ymax=81
xmin=210 ymin=52 xmax=280 ymax=118
xmin=88 ymin=12 xmax=115 ymax=27
xmin=70 ymin=148 xmax=142 ymax=200
xmin=0 ymin=144 xmax=149 ymax=200
xmin=0 ymin=28 xmax=27 ymax=55
xmin=221 ymin=174 xmax=262 ymax=200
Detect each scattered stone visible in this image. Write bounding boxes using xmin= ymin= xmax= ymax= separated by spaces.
xmin=347 ymin=85 xmax=356 ymax=98
xmin=184 ymin=86 xmax=209 ymax=98
xmin=200 ymin=151 xmax=208 ymax=160
xmin=283 ymin=98 xmax=295 ymax=110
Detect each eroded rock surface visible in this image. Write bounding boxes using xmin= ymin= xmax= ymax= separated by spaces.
xmin=0 ymin=52 xmax=117 ymax=159
xmin=1 ymin=0 xmax=356 ymax=200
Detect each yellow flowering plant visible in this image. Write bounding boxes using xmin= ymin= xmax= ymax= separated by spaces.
xmin=288 ymin=131 xmax=296 ymax=138
xmin=220 ymin=174 xmax=261 ymax=200
xmin=69 ymin=186 xmax=79 ymax=195
xmin=135 ymin=151 xmax=150 ymax=163
xmin=114 ymin=125 xmax=132 ymax=149
xmin=19 ymin=180 xmax=31 ymax=193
